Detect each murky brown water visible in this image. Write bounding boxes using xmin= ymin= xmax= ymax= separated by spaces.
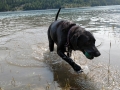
xmin=0 ymin=5 xmax=120 ymax=90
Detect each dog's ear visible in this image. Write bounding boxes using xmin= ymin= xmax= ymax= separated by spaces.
xmin=77 ymin=35 xmax=89 ymax=47
xmin=70 ymin=34 xmax=89 ymax=50
xmin=70 ymin=34 xmax=79 ymax=50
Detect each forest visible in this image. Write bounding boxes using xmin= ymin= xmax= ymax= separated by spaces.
xmin=0 ymin=0 xmax=120 ymax=11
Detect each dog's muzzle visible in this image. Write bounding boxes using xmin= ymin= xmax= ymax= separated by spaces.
xmin=82 ymin=47 xmax=101 ymax=59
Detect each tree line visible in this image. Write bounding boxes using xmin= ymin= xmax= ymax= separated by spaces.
xmin=0 ymin=0 xmax=120 ymax=12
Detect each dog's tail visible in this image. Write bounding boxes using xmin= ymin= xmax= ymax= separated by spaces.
xmin=55 ymin=8 xmax=61 ymax=21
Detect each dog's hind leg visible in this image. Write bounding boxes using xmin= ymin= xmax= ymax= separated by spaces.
xmin=48 ymin=29 xmax=54 ymax=52
xmin=48 ymin=38 xmax=54 ymax=52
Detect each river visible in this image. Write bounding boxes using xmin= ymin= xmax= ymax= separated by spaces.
xmin=0 ymin=5 xmax=120 ymax=90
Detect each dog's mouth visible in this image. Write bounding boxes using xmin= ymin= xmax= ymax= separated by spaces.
xmin=84 ymin=51 xmax=94 ymax=59
xmin=81 ymin=46 xmax=101 ymax=59
xmin=82 ymin=50 xmax=94 ymax=59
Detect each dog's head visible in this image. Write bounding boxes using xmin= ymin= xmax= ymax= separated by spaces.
xmin=70 ymin=29 xmax=101 ymax=59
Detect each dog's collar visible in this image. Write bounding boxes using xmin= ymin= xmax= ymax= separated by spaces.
xmin=65 ymin=25 xmax=81 ymax=51
xmin=65 ymin=25 xmax=76 ymax=48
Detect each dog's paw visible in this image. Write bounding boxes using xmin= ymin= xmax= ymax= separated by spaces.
xmin=76 ymin=69 xmax=83 ymax=74
xmin=73 ymin=63 xmax=83 ymax=73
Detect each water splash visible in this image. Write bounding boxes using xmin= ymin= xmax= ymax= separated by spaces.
xmin=32 ymin=44 xmax=120 ymax=90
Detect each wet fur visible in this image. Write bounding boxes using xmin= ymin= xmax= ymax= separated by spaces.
xmin=47 ymin=8 xmax=100 ymax=72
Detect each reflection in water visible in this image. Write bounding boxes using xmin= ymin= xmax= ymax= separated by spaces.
xmin=41 ymin=46 xmax=120 ymax=90
xmin=41 ymin=47 xmax=96 ymax=90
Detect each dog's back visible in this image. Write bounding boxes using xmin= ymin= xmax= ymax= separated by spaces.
xmin=48 ymin=8 xmax=76 ymax=45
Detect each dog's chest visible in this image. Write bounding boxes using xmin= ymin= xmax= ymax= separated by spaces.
xmin=64 ymin=46 xmax=71 ymax=52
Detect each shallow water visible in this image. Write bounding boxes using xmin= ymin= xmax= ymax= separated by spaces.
xmin=0 ymin=5 xmax=120 ymax=90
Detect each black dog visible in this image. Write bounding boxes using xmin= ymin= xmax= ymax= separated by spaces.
xmin=48 ymin=8 xmax=100 ymax=72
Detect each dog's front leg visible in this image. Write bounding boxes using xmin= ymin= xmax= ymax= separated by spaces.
xmin=57 ymin=48 xmax=82 ymax=72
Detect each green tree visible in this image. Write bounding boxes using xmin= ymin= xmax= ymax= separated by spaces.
xmin=0 ymin=0 xmax=120 ymax=12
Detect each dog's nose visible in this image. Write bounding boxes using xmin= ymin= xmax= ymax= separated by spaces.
xmin=94 ymin=51 xmax=101 ymax=57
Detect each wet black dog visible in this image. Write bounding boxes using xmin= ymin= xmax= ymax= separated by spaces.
xmin=48 ymin=8 xmax=101 ymax=72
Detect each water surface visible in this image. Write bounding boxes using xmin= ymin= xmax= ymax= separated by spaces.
xmin=0 ymin=5 xmax=120 ymax=90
